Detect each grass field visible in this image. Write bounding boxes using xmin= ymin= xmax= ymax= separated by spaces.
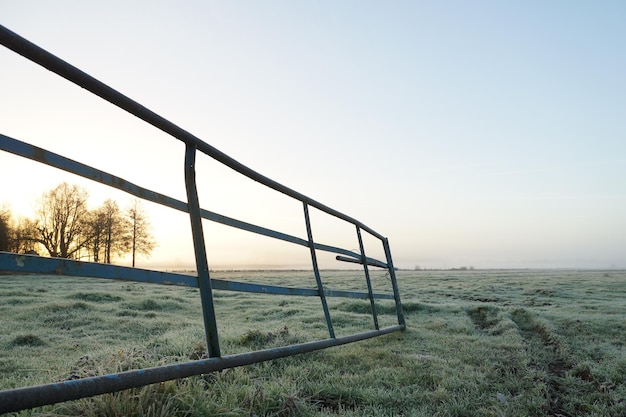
xmin=1 ymin=269 xmax=625 ymax=416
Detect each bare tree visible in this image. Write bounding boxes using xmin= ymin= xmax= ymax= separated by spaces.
xmin=0 ymin=205 xmax=10 ymax=252
xmin=1 ymin=205 xmax=40 ymax=254
xmin=85 ymin=199 xmax=132 ymax=263
xmin=4 ymin=186 xmax=155 ymax=264
xmin=101 ymin=199 xmax=129 ymax=263
xmin=85 ymin=207 xmax=107 ymax=262
xmin=11 ymin=216 xmax=40 ymax=254
xmin=126 ymin=199 xmax=156 ymax=267
xmin=34 ymin=182 xmax=90 ymax=258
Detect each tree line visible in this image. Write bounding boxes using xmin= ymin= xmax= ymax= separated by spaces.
xmin=0 ymin=182 xmax=155 ymax=266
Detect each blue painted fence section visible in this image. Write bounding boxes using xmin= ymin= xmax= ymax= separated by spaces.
xmin=0 ymin=251 xmax=395 ymax=300
xmin=0 ymin=24 xmax=405 ymax=413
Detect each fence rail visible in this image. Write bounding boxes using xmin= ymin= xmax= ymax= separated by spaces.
xmin=0 ymin=24 xmax=405 ymax=413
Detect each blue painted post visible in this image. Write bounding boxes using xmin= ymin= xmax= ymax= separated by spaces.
xmin=356 ymin=226 xmax=379 ymax=330
xmin=184 ymin=144 xmax=221 ymax=357
xmin=383 ymin=238 xmax=405 ymax=327
xmin=303 ymin=203 xmax=335 ymax=338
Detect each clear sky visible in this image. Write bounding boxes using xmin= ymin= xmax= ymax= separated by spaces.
xmin=1 ymin=1 xmax=625 ymax=270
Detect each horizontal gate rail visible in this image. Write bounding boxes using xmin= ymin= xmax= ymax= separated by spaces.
xmin=0 ymin=23 xmax=405 ymax=412
xmin=0 ymin=251 xmax=395 ymax=300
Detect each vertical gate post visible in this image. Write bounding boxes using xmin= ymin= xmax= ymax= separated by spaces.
xmin=303 ymin=203 xmax=335 ymax=338
xmin=184 ymin=144 xmax=221 ymax=357
xmin=382 ymin=238 xmax=405 ymax=327
xmin=356 ymin=226 xmax=379 ymax=330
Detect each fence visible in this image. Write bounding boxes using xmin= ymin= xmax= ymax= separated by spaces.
xmin=0 ymin=24 xmax=405 ymax=413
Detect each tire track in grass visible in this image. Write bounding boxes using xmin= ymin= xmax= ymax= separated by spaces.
xmin=510 ymin=308 xmax=575 ymax=416
xmin=467 ymin=305 xmax=512 ymax=336
xmin=467 ymin=305 xmax=500 ymax=332
xmin=490 ymin=307 xmax=624 ymax=416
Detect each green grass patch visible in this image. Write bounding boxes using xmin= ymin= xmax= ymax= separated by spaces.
xmin=237 ymin=325 xmax=303 ymax=349
xmin=1 ymin=270 xmax=625 ymax=416
xmin=69 ymin=292 xmax=123 ymax=303
xmin=8 ymin=334 xmax=46 ymax=348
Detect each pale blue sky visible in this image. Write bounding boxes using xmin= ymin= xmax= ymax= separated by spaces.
xmin=1 ymin=1 xmax=625 ymax=269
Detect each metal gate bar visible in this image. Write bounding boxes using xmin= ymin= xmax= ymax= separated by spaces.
xmin=357 ymin=226 xmax=379 ymax=330
xmin=384 ymin=238 xmax=406 ymax=327
xmin=303 ymin=202 xmax=335 ymax=339
xmin=184 ymin=143 xmax=221 ymax=357
xmin=0 ymin=252 xmax=396 ymax=301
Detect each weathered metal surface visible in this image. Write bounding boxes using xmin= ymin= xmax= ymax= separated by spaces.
xmin=335 ymin=254 xmax=390 ymax=269
xmin=383 ymin=239 xmax=406 ymax=327
xmin=357 ymin=226 xmax=379 ymax=330
xmin=0 ymin=133 xmax=189 ymax=212
xmin=303 ymin=202 xmax=335 ymax=338
xmin=215 ymin=278 xmax=395 ymax=300
xmin=0 ymin=325 xmax=403 ymax=414
xmin=184 ymin=144 xmax=221 ymax=357
xmin=0 ymin=251 xmax=198 ymax=287
xmin=0 ymin=252 xmax=395 ymax=300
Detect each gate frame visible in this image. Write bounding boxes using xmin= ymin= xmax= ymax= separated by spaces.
xmin=0 ymin=24 xmax=405 ymax=413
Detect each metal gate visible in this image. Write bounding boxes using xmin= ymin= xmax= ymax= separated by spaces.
xmin=0 ymin=24 xmax=405 ymax=413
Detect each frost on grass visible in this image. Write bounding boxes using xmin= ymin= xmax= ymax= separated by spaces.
xmin=237 ymin=325 xmax=302 ymax=349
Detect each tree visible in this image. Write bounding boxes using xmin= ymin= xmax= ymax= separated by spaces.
xmin=85 ymin=206 xmax=107 ymax=262
xmin=103 ymin=200 xmax=130 ymax=264
xmin=1 ymin=204 xmax=41 ymax=254
xmin=4 ymin=184 xmax=157 ymax=265
xmin=0 ymin=206 xmax=10 ymax=252
xmin=34 ymin=182 xmax=90 ymax=258
xmin=11 ymin=216 xmax=40 ymax=254
xmin=126 ymin=199 xmax=156 ymax=267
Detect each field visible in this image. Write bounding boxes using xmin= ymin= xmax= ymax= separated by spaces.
xmin=1 ymin=269 xmax=625 ymax=416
